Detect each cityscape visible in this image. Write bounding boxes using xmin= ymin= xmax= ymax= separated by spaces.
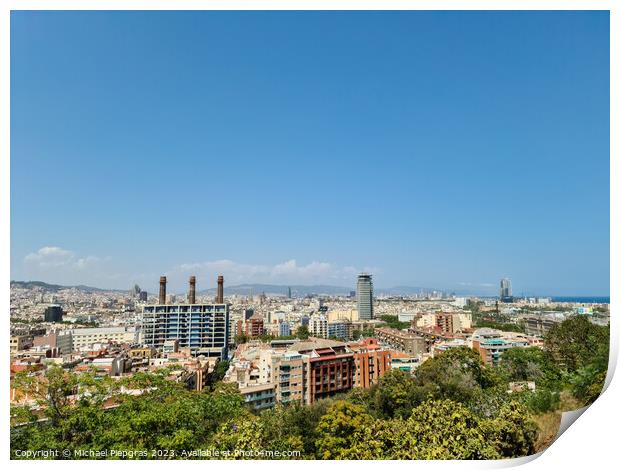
xmin=10 ymin=273 xmax=610 ymax=459
xmin=9 ymin=10 xmax=610 ymax=462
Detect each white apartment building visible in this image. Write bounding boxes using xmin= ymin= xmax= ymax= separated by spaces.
xmin=70 ymin=326 xmax=139 ymax=350
xmin=308 ymin=314 xmax=328 ymax=338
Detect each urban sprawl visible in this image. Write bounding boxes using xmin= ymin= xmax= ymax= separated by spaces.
xmin=9 ymin=274 xmax=610 ymax=459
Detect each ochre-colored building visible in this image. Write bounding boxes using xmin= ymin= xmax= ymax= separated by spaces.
xmin=348 ymin=338 xmax=392 ymax=388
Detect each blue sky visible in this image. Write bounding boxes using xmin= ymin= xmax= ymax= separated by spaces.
xmin=10 ymin=11 xmax=609 ymax=295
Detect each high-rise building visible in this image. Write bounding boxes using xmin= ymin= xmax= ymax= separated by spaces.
xmin=142 ymin=276 xmax=229 ymax=359
xmin=44 ymin=305 xmax=64 ymax=323
xmin=143 ymin=303 xmax=229 ymax=358
xmin=357 ymin=273 xmax=374 ymax=320
xmin=287 ymin=286 xmax=292 ymax=299
xmin=500 ymin=278 xmax=513 ymax=302
xmin=139 ymin=291 xmax=148 ymax=302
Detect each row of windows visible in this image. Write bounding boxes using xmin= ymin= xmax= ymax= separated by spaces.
xmin=144 ymin=307 xmax=227 ymax=314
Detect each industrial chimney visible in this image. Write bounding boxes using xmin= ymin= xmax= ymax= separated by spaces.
xmin=188 ymin=276 xmax=196 ymax=304
xmin=216 ymin=275 xmax=224 ymax=303
xmin=159 ymin=276 xmax=167 ymax=304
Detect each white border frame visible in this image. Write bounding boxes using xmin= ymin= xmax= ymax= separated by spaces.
xmin=1 ymin=2 xmax=616 ymax=469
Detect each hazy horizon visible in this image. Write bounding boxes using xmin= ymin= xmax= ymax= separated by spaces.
xmin=9 ymin=276 xmax=610 ymax=298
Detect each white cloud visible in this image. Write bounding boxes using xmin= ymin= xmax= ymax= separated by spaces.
xmin=18 ymin=248 xmax=379 ymax=290
xmin=74 ymin=255 xmax=101 ymax=270
xmin=174 ymin=259 xmax=369 ymax=285
xmin=24 ymin=246 xmax=101 ymax=271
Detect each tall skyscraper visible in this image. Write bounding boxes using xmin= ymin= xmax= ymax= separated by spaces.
xmin=500 ymin=278 xmax=513 ymax=302
xmin=357 ymin=273 xmax=374 ymax=320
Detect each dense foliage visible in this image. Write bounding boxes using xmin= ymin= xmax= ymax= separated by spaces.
xmin=544 ymin=315 xmax=609 ymax=405
xmin=10 ymin=315 xmax=609 ymax=460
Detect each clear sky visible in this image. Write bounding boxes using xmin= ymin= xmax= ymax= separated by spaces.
xmin=10 ymin=11 xmax=609 ymax=296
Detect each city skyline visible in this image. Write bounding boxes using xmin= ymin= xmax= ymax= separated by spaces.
xmin=9 ymin=273 xmax=610 ymax=299
xmin=11 ymin=11 xmax=610 ymax=296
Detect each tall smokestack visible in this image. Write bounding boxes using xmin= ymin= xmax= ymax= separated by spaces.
xmin=159 ymin=276 xmax=167 ymax=304
xmin=216 ymin=275 xmax=224 ymax=303
xmin=188 ymin=276 xmax=196 ymax=304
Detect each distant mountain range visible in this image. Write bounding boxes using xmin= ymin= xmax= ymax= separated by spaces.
xmin=10 ymin=280 xmax=608 ymax=301
xmin=199 ymin=283 xmax=436 ymax=297
xmin=11 ymin=280 xmax=438 ymax=297
xmin=199 ymin=284 xmax=353 ymax=297
xmin=10 ymin=280 xmax=120 ymax=293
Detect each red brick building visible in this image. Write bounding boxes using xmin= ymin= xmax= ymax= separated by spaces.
xmin=306 ymin=345 xmax=354 ymax=404
xmin=237 ymin=316 xmax=265 ymax=338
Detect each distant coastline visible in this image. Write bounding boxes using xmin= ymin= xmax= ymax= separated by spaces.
xmin=550 ymin=296 xmax=610 ymax=304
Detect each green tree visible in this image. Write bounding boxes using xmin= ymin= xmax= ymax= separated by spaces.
xmin=571 ymin=365 xmax=607 ymax=405
xmin=210 ymin=360 xmax=230 ymax=386
xmin=414 ymin=347 xmax=495 ymax=404
xmin=544 ymin=315 xmax=609 ymax=373
xmin=315 ymin=401 xmax=378 ymax=459
xmin=351 ymin=328 xmax=374 ymax=340
xmin=296 ymin=325 xmax=310 ymax=340
xmin=500 ymin=347 xmax=562 ymax=391
xmin=261 ymin=398 xmax=334 ymax=456
xmin=234 ymin=333 xmax=249 ymax=345
xmin=210 ymin=412 xmax=305 ymax=459
xmin=518 ymin=389 xmax=560 ymax=414
xmin=378 ymin=399 xmax=500 ymax=459
xmin=544 ymin=315 xmax=609 ymax=407
xmin=11 ymin=369 xmax=248 ymax=459
xmin=369 ymin=369 xmax=420 ymax=419
xmin=483 ymin=401 xmax=538 ymax=458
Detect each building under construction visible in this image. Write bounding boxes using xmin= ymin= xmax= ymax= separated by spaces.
xmin=142 ymin=275 xmax=229 ymax=359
